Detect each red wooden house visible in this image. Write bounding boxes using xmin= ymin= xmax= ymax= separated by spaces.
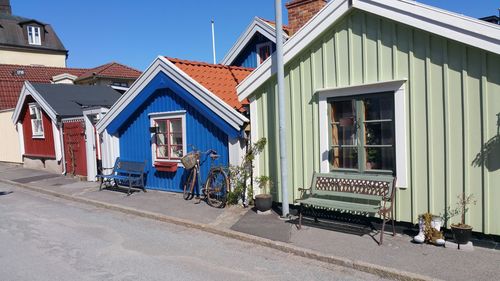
xmin=12 ymin=82 xmax=121 ymax=179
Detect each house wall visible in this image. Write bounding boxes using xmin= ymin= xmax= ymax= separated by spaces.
xmin=232 ymin=33 xmax=276 ymax=68
xmin=118 ymin=88 xmax=229 ymax=192
xmin=251 ymin=10 xmax=500 ymax=235
xmin=0 ymin=49 xmax=66 ymax=67
xmin=0 ymin=109 xmax=22 ymax=163
xmin=21 ymin=97 xmax=56 ymax=158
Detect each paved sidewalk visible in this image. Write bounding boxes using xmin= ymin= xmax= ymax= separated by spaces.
xmin=1 ymin=163 xmax=499 ymax=281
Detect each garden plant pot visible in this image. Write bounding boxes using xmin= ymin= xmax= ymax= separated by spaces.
xmin=254 ymin=194 xmax=272 ymax=212
xmin=451 ymin=224 xmax=473 ymax=244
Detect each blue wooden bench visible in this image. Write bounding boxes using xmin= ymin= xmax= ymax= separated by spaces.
xmin=296 ymin=173 xmax=396 ymax=245
xmin=97 ymin=158 xmax=146 ymax=195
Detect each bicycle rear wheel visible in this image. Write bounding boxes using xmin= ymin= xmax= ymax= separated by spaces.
xmin=205 ymin=168 xmax=228 ymax=208
xmin=183 ymin=166 xmax=197 ymax=200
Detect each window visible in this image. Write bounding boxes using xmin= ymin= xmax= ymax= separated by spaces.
xmin=29 ymin=103 xmax=44 ymax=138
xmin=27 ymin=26 xmax=41 ymax=45
xmin=256 ymin=42 xmax=272 ymax=65
xmin=150 ymin=111 xmax=186 ymax=163
xmin=328 ymin=92 xmax=395 ymax=173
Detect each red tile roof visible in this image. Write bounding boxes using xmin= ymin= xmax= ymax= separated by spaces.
xmin=76 ymin=62 xmax=142 ymax=82
xmin=258 ymin=17 xmax=291 ymax=35
xmin=0 ymin=64 xmax=86 ymax=110
xmin=167 ymin=57 xmax=253 ymax=111
xmin=0 ymin=62 xmax=142 ymax=110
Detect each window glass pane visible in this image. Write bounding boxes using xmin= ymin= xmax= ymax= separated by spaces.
xmin=170 ymin=133 xmax=182 ymax=146
xmin=331 ymin=99 xmax=357 ymax=146
xmin=331 ymin=147 xmax=358 ymax=169
xmin=157 ymin=120 xmax=167 ymax=133
xmin=156 ymin=134 xmax=166 ymax=146
xmin=157 ymin=145 xmax=167 ymax=158
xmin=364 ymin=95 xmax=393 ymax=120
xmin=170 ymin=145 xmax=183 ymax=159
xmin=169 ymin=119 xmax=182 ymax=134
xmin=365 ymin=147 xmax=395 ymax=171
xmin=365 ymin=122 xmax=394 ymax=146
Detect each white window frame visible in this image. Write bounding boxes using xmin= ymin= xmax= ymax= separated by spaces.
xmin=29 ymin=102 xmax=44 ymax=138
xmin=256 ymin=42 xmax=272 ymax=66
xmin=149 ymin=111 xmax=187 ymax=166
xmin=27 ymin=25 xmax=41 ymax=45
xmin=318 ymin=80 xmax=408 ymax=188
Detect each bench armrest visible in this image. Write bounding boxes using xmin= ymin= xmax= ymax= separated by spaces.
xmin=298 ymin=187 xmax=311 ymax=198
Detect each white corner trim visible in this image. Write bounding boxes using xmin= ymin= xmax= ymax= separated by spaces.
xmin=12 ymin=81 xmax=58 ymax=124
xmin=16 ymin=122 xmax=25 ymax=156
xmin=221 ymin=17 xmax=288 ymax=66
xmin=228 ymin=136 xmax=245 ymax=167
xmin=52 ymin=121 xmax=62 ymax=161
xmin=237 ymin=0 xmax=500 ymax=100
xmin=96 ymin=56 xmax=248 ymax=134
xmin=249 ymin=96 xmax=260 ymax=178
xmin=318 ymin=80 xmax=408 ymax=188
xmin=149 ymin=111 xmax=187 ymax=167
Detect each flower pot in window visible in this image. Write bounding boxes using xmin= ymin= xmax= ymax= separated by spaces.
xmin=154 ymin=161 xmax=178 ymax=172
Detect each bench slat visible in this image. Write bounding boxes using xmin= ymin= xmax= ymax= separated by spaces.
xmin=297 ymin=197 xmax=381 ymax=213
xmin=311 ymin=190 xmax=382 ymax=201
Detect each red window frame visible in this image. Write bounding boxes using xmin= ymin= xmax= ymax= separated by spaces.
xmin=258 ymin=45 xmax=271 ymax=64
xmin=154 ymin=118 xmax=183 ymax=160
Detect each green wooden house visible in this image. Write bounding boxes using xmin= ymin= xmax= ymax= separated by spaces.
xmin=237 ymin=0 xmax=500 ymax=235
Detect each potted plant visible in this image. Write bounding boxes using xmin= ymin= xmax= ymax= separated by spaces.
xmin=443 ymin=193 xmax=476 ymax=245
xmin=254 ymin=175 xmax=273 ymax=212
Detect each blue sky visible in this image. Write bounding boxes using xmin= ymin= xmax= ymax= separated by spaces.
xmin=13 ymin=0 xmax=499 ymax=71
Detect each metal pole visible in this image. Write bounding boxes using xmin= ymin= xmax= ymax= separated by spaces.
xmin=211 ymin=19 xmax=217 ymax=64
xmin=274 ymin=0 xmax=289 ymax=218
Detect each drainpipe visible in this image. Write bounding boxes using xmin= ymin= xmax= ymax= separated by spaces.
xmin=275 ymin=0 xmax=290 ymax=218
xmin=58 ymin=118 xmax=66 ymax=175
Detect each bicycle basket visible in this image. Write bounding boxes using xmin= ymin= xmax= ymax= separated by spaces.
xmin=181 ymin=153 xmax=198 ymax=169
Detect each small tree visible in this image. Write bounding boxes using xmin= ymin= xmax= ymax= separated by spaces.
xmin=442 ymin=193 xmax=476 ymax=227
xmin=227 ymin=138 xmax=267 ymax=206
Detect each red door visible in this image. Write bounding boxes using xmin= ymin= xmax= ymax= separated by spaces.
xmin=62 ymin=119 xmax=87 ymax=176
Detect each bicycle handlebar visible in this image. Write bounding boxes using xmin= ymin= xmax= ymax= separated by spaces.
xmin=187 ymin=145 xmax=218 ymax=157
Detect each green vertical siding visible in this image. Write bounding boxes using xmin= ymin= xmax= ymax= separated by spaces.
xmin=251 ymin=10 xmax=500 ymax=235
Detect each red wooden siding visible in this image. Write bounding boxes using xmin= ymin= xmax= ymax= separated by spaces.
xmin=62 ymin=119 xmax=87 ymax=176
xmin=21 ymin=96 xmax=56 ymax=158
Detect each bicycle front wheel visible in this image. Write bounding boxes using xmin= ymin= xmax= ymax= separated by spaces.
xmin=183 ymin=166 xmax=197 ymax=200
xmin=205 ymin=168 xmax=228 ymax=208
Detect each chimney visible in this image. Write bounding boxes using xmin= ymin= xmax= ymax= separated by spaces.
xmin=286 ymin=0 xmax=327 ymax=35
xmin=0 ymin=0 xmax=11 ymax=15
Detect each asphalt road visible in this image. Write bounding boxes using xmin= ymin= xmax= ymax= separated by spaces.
xmin=0 ymin=183 xmax=387 ymax=281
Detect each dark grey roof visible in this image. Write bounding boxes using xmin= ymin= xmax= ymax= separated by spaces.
xmin=0 ymin=13 xmax=67 ymax=53
xmin=31 ymin=83 xmax=121 ymax=118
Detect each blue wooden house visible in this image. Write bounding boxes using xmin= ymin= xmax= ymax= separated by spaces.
xmin=221 ymin=17 xmax=289 ymax=68
xmin=96 ymin=57 xmax=251 ymax=192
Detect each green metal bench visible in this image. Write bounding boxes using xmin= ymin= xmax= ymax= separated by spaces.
xmin=296 ymin=173 xmax=396 ymax=245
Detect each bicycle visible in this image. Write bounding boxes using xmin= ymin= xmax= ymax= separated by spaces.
xmin=181 ymin=148 xmax=229 ymax=208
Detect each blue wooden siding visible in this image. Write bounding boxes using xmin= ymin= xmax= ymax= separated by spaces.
xmin=107 ymin=72 xmax=240 ymax=138
xmin=232 ymin=33 xmax=276 ymax=68
xmin=115 ymin=75 xmax=230 ymax=192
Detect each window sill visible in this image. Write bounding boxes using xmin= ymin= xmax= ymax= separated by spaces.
xmin=32 ymin=135 xmax=45 ymax=139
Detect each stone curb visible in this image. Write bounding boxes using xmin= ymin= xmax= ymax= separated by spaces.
xmin=0 ymin=178 xmax=440 ymax=281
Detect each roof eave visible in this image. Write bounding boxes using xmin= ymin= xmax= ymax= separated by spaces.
xmin=96 ymin=56 xmax=248 ymax=134
xmin=237 ymin=0 xmax=500 ymax=101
